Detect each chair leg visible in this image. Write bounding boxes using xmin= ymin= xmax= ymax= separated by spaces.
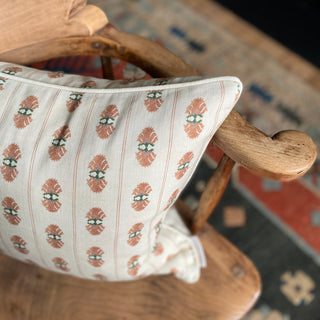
xmin=100 ymin=56 xmax=114 ymax=79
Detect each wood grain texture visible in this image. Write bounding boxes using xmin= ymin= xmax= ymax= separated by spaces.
xmin=100 ymin=56 xmax=114 ymax=79
xmin=0 ymin=223 xmax=261 ymax=320
xmin=0 ymin=23 xmax=316 ymax=181
xmin=0 ymin=2 xmax=316 ymax=317
xmin=192 ymin=155 xmax=235 ymax=233
xmin=213 ymin=112 xmax=317 ymax=181
xmin=0 ymin=1 xmax=107 ymax=54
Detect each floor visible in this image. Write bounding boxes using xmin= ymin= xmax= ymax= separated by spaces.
xmin=215 ymin=0 xmax=320 ymax=68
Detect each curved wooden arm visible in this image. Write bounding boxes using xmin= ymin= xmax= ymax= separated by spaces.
xmin=213 ymin=112 xmax=317 ymax=181
xmin=0 ymin=24 xmax=198 ymax=78
xmin=0 ymin=24 xmax=316 ymax=181
xmin=0 ymin=2 xmax=107 ymax=54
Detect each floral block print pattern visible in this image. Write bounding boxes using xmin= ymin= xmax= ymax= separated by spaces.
xmin=86 ymin=208 xmax=106 ymax=235
xmin=136 ymin=127 xmax=158 ymax=167
xmin=131 ymin=183 xmax=152 ymax=211
xmin=127 ymin=223 xmax=144 ymax=246
xmin=46 ymin=224 xmax=64 ymax=248
xmin=154 ymin=220 xmax=163 ymax=237
xmin=11 ymin=235 xmax=29 ymax=254
xmin=2 ymin=66 xmax=22 ymax=75
xmin=81 ymin=80 xmax=96 ymax=88
xmin=66 ymin=92 xmax=84 ymax=112
xmin=144 ymin=90 xmax=163 ymax=112
xmin=164 ymin=189 xmax=179 ymax=211
xmin=175 ymin=151 xmax=194 ymax=180
xmin=0 ymin=76 xmax=7 ymax=90
xmin=0 ymin=62 xmax=242 ymax=283
xmin=1 ymin=144 xmax=21 ymax=182
xmin=153 ymin=242 xmax=164 ymax=256
xmin=127 ymin=255 xmax=140 ymax=276
xmin=87 ymin=247 xmax=104 ymax=267
xmin=41 ymin=179 xmax=62 ymax=212
xmin=14 ymin=96 xmax=39 ymax=129
xmin=87 ymin=155 xmax=109 ymax=193
xmin=93 ymin=274 xmax=108 ymax=281
xmin=48 ymin=126 xmax=71 ymax=161
xmin=47 ymin=71 xmax=64 ymax=78
xmin=184 ymin=98 xmax=207 ymax=139
xmin=52 ymin=257 xmax=70 ymax=272
xmin=96 ymin=104 xmax=119 ymax=139
xmin=235 ymin=84 xmax=241 ymax=102
xmin=2 ymin=197 xmax=21 ymax=225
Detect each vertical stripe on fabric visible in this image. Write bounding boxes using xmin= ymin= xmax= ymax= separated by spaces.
xmin=211 ymin=81 xmax=225 ymax=136
xmin=72 ymin=94 xmax=98 ymax=277
xmin=187 ymin=81 xmax=225 ymax=190
xmin=146 ymin=89 xmax=179 ymax=261
xmin=113 ymin=94 xmax=137 ymax=280
xmin=27 ymin=90 xmax=61 ymax=268
xmin=0 ymin=83 xmax=22 ymax=126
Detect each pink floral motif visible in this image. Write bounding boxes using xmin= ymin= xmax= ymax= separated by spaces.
xmin=127 ymin=255 xmax=140 ymax=276
xmin=166 ymin=254 xmax=174 ymax=262
xmin=2 ymin=66 xmax=22 ymax=75
xmin=184 ymin=98 xmax=207 ymax=139
xmin=66 ymin=92 xmax=84 ymax=112
xmin=153 ymin=242 xmax=164 ymax=256
xmin=235 ymin=84 xmax=241 ymax=102
xmin=144 ymin=90 xmax=163 ymax=112
xmin=45 ymin=224 xmax=64 ymax=248
xmin=47 ymin=71 xmax=64 ymax=78
xmin=48 ymin=126 xmax=71 ymax=161
xmin=0 ymin=77 xmax=8 ymax=90
xmin=14 ymin=96 xmax=39 ymax=129
xmin=136 ymin=127 xmax=158 ymax=167
xmin=52 ymin=257 xmax=70 ymax=272
xmin=41 ymin=179 xmax=62 ymax=212
xmin=11 ymin=235 xmax=29 ymax=254
xmin=86 ymin=208 xmax=106 ymax=235
xmin=1 ymin=143 xmax=21 ymax=182
xmin=93 ymin=274 xmax=108 ymax=281
xmin=87 ymin=155 xmax=109 ymax=193
xmin=127 ymin=223 xmax=144 ymax=246
xmin=2 ymin=197 xmax=20 ymax=225
xmin=175 ymin=152 xmax=194 ymax=180
xmin=87 ymin=247 xmax=104 ymax=267
xmin=81 ymin=80 xmax=96 ymax=88
xmin=96 ymin=105 xmax=119 ymax=139
xmin=154 ymin=220 xmax=162 ymax=238
xmin=164 ymin=189 xmax=179 ymax=211
xmin=131 ymin=183 xmax=152 ymax=211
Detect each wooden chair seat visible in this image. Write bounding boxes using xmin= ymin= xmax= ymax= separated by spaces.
xmin=0 ymin=223 xmax=260 ymax=320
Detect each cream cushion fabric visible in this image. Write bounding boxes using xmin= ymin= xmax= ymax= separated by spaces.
xmin=0 ymin=62 xmax=242 ymax=283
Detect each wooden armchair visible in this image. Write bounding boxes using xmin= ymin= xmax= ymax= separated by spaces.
xmin=0 ymin=1 xmax=317 ymax=319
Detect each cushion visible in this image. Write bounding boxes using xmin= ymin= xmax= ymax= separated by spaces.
xmin=0 ymin=62 xmax=242 ymax=283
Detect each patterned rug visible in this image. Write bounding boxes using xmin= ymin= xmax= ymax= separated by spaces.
xmin=34 ymin=0 xmax=320 ymax=318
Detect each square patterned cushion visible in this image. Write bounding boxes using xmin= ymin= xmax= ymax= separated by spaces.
xmin=0 ymin=62 xmax=242 ymax=283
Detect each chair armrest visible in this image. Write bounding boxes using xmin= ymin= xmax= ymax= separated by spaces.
xmin=213 ymin=110 xmax=317 ymax=181
xmin=101 ymin=25 xmax=317 ymax=181
xmin=0 ymin=23 xmax=316 ymax=181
